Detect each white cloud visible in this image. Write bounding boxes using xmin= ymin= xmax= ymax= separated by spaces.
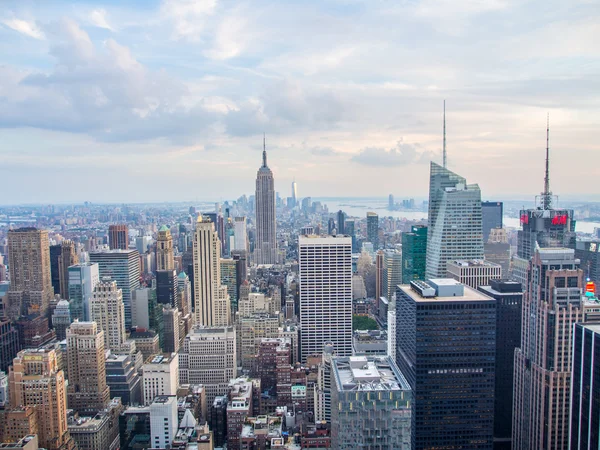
xmin=161 ymin=0 xmax=217 ymax=41
xmin=89 ymin=9 xmax=114 ymax=31
xmin=204 ymin=15 xmax=247 ymax=60
xmin=1 ymin=18 xmax=45 ymax=39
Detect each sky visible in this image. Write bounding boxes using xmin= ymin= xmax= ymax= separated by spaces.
xmin=1 ymin=0 xmax=599 ymax=204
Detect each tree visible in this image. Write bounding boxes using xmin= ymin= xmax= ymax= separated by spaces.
xmin=353 ymin=315 xmax=378 ymax=331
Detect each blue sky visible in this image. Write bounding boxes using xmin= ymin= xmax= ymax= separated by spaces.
xmin=1 ymin=0 xmax=599 ymax=203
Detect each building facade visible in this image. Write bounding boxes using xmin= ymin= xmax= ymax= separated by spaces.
xmin=255 ymin=145 xmax=278 ymax=264
xmin=401 ymin=225 xmax=427 ymax=283
xmin=156 ymin=225 xmax=174 ymax=271
xmin=366 ymin=212 xmax=379 ymax=249
xmin=68 ymin=263 xmax=100 ymax=322
xmin=482 ymin=201 xmax=503 ymax=242
xmin=446 ymin=259 xmax=502 ymax=289
xmin=89 ymin=279 xmax=126 ymax=351
xmin=108 ymin=224 xmax=128 ymax=250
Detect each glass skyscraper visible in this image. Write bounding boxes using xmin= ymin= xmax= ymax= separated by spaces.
xmin=366 ymin=212 xmax=379 ymax=249
xmin=482 ymin=201 xmax=503 ymax=242
xmin=425 ymin=162 xmax=484 ymax=279
xmin=402 ymin=225 xmax=427 ymax=283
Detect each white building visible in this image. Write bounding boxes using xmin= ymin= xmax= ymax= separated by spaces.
xmin=233 ymin=217 xmax=248 ymax=252
xmin=179 ymin=327 xmax=237 ymax=405
xmin=90 ymin=278 xmax=126 ymax=351
xmin=387 ymin=309 xmax=396 ymax=361
xmin=131 ymin=287 xmax=154 ymax=329
xmin=446 ymin=259 xmax=502 ymax=289
xmin=150 ymin=396 xmax=178 ymax=449
xmin=192 ymin=217 xmax=230 ymax=327
xmin=68 ymin=263 xmax=100 ymax=321
xmin=142 ymin=354 xmax=179 ymax=405
xmin=299 ymin=235 xmax=353 ymax=361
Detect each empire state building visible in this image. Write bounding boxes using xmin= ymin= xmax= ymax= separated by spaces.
xmin=255 ymin=139 xmax=277 ymax=264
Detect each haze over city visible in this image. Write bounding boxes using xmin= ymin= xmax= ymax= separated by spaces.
xmin=1 ymin=0 xmax=599 ymax=204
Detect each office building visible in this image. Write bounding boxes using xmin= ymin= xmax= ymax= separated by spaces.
xmin=179 ymin=327 xmax=237 ymax=405
xmin=162 ymin=306 xmax=181 ymax=353
xmin=513 ymin=248 xmax=595 ymax=449
xmin=402 ymin=225 xmax=427 ymax=283
xmin=192 ymin=216 xmax=230 ymax=327
xmin=226 ymin=378 xmax=254 ymax=449
xmin=330 ymin=355 xmax=412 ymax=449
xmin=90 ymin=279 xmax=126 ymax=351
xmin=396 ymin=279 xmax=495 ymax=450
xmin=68 ymin=398 xmax=122 ymax=450
xmin=58 ymin=240 xmax=78 ymax=300
xmin=89 ymin=250 xmax=140 ymax=329
xmin=7 ymin=227 xmax=54 ymax=319
xmin=375 ymin=250 xmax=384 ymax=302
xmin=52 ymin=299 xmax=72 ymax=341
xmin=156 ymin=225 xmax=174 ymax=271
xmin=0 ymin=320 xmax=20 ymax=372
xmin=426 ymin=162 xmax=484 ymax=279
xmin=131 ymin=287 xmax=161 ymax=332
xmin=142 ymin=353 xmax=179 ymax=405
xmin=129 ymin=329 xmax=160 ymax=362
xmin=571 ymin=322 xmax=600 ymax=450
xmin=68 ymin=263 xmax=100 ymax=322
xmin=105 ymin=353 xmax=142 ymax=406
xmin=327 ymin=218 xmax=336 ymax=235
xmin=575 ymin=239 xmax=600 ymax=286
xmin=220 ymin=258 xmax=238 ymax=312
xmin=135 ymin=235 xmax=153 ymax=255
xmin=254 ymin=142 xmax=278 ymax=264
xmin=447 ymin=259 xmax=502 ymax=289
xmin=337 ymin=210 xmax=346 ymax=235
xmin=150 ymin=396 xmax=178 ymax=449
xmin=233 ymin=217 xmax=248 ymax=252
xmin=383 ymin=248 xmax=403 ymax=300
xmin=299 ymin=235 xmax=352 ymax=361
xmin=344 ymin=219 xmax=357 ymax=252
xmin=0 ymin=408 xmax=38 ymax=445
xmin=239 ymin=312 xmax=280 ymax=371
xmin=108 ymin=224 xmax=128 ymax=250
xmin=177 ymin=271 xmax=193 ymax=317
xmin=478 ymin=280 xmax=523 ymax=448
xmin=484 ymin=228 xmax=511 ymax=277
xmin=482 ymin=201 xmax=503 ymax=242
xmin=156 ymin=269 xmax=179 ymax=308
xmin=50 ymin=244 xmax=62 ymax=299
xmin=366 ymin=212 xmax=379 ymax=249
xmin=291 ymin=180 xmax=298 ymax=208
xmin=256 ymin=338 xmax=291 ymax=407
xmin=8 ymin=348 xmax=75 ymax=450
xmin=66 ymin=321 xmax=110 ymax=415
xmin=210 ymin=396 xmax=228 ymax=448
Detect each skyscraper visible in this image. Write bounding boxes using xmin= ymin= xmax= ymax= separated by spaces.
xmin=344 ymin=219 xmax=357 ymax=252
xmin=58 ymin=240 xmax=78 ymax=300
xmin=401 ymin=225 xmax=427 ymax=283
xmin=8 ymin=347 xmax=75 ymax=450
xmin=383 ymin=249 xmax=403 ymax=300
xmin=156 ymin=269 xmax=179 ymax=308
xmin=396 ymin=279 xmax=495 ymax=450
xmin=425 ymin=162 xmax=484 ymax=279
xmin=366 ymin=212 xmax=379 ymax=249
xmin=90 ymin=279 xmax=126 ymax=352
xmin=108 ymin=224 xmax=128 ymax=250
xmin=299 ymin=235 xmax=352 ymax=361
xmin=68 ymin=263 xmax=100 ymax=322
xmin=482 ymin=201 xmax=503 ymax=242
xmin=7 ymin=227 xmax=54 ymax=319
xmin=337 ymin=210 xmax=345 ymax=235
xmin=192 ymin=216 xmax=230 ymax=327
xmin=156 ymin=225 xmax=174 ymax=271
xmin=220 ymin=258 xmax=238 ymax=312
xmin=66 ymin=321 xmax=110 ymax=415
xmin=512 ymin=247 xmax=594 ymax=449
xmin=291 ymin=179 xmax=298 ymax=208
xmin=233 ymin=216 xmax=248 ymax=252
xmin=89 ymin=250 xmax=140 ymax=329
xmin=254 ymin=139 xmax=277 ymax=264
xmin=52 ymin=299 xmax=72 ymax=341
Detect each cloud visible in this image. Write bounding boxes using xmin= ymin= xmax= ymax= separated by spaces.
xmin=203 ymin=15 xmax=247 ymax=60
xmin=310 ymin=147 xmax=339 ymax=156
xmin=351 ymin=140 xmax=437 ymax=167
xmin=1 ymin=18 xmax=45 ymax=39
xmin=161 ymin=0 xmax=217 ymax=41
xmin=89 ymin=9 xmax=114 ymax=31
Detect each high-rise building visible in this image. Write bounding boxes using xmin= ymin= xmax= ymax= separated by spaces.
xmin=150 ymin=396 xmax=178 ymax=449
xmin=482 ymin=201 xmax=503 ymax=242
xmin=327 ymin=217 xmax=336 ymax=235
xmin=58 ymin=240 xmax=78 ymax=300
xmin=210 ymin=396 xmax=228 ymax=448
xmin=396 ymin=279 xmax=495 ymax=450
xmin=383 ymin=249 xmax=403 ymax=300
xmin=135 ymin=235 xmax=153 ymax=255
xmin=52 ymin=299 xmax=72 ymax=341
xmin=366 ymin=212 xmax=379 ymax=249
xmin=177 ymin=271 xmax=193 ymax=318
xmin=388 ymin=194 xmax=395 ymax=210
xmin=575 ymin=239 xmax=600 ymax=286
xmin=142 ymin=353 xmax=179 ymax=405
xmin=478 ymin=280 xmax=523 ymax=448
xmin=484 ymin=228 xmax=511 ymax=277
xmin=570 ymin=322 xmax=600 ymax=450
xmin=68 ymin=263 xmax=100 ymax=322
xmin=68 ymin=398 xmax=122 ymax=450
xmin=90 ymin=279 xmax=126 ymax=352
xmin=105 ymin=353 xmax=142 ymax=406
xmin=89 ymin=250 xmax=140 ymax=329
xmin=0 ymin=320 xmax=20 ymax=372
xmin=192 ymin=217 xmax=230 ymax=327
xmin=401 ymin=225 xmax=427 ymax=283
xmin=8 ymin=347 xmax=75 ymax=450
xmin=50 ymin=244 xmax=62 ymax=296
xmin=66 ymin=321 xmax=110 ymax=415
xmin=512 ymin=247 xmax=596 ymax=449
xmin=7 ymin=227 xmax=54 ymax=319
xmin=233 ymin=217 xmax=248 ymax=252
xmin=344 ymin=219 xmax=357 ymax=252
xmin=291 ymin=180 xmax=298 ymax=208
xmin=254 ymin=141 xmax=277 ymax=264
xmin=375 ymin=250 xmax=384 ymax=301
xmin=446 ymin=259 xmax=502 ymax=289
xmin=108 ymin=224 xmax=128 ymax=250
xmin=156 ymin=226 xmax=174 ymax=271
xmin=337 ymin=210 xmax=345 ymax=235
xmin=179 ymin=327 xmax=237 ymax=405
xmin=299 ymin=235 xmax=352 ymax=361
xmin=220 ymin=258 xmax=238 ymax=313
xmin=162 ymin=306 xmax=181 ymax=353
xmin=156 ymin=269 xmax=179 ymax=308
xmin=426 ymin=162 xmax=484 ymax=279
xmin=330 ymin=355 xmax=412 ymax=449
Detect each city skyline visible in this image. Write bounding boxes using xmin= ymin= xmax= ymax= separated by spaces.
xmin=1 ymin=0 xmax=599 ymax=203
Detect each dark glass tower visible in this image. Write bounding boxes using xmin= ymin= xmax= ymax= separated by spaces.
xmin=396 ymin=279 xmax=495 ymax=450
xmin=401 ymin=225 xmax=427 ymax=282
xmin=336 ymin=210 xmax=345 ymax=235
xmin=478 ymin=280 xmax=523 ymax=449
xmin=366 ymin=212 xmax=379 ymax=249
xmin=156 ymin=269 xmax=179 ymax=308
xmin=482 ymin=201 xmax=503 ymax=242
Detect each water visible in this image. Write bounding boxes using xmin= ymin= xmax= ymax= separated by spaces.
xmin=316 ymin=197 xmax=600 ymax=234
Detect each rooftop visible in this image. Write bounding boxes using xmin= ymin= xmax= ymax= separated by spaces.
xmin=400 ymin=279 xmax=493 ymax=303
xmin=447 ymin=259 xmax=502 ymax=268
xmin=331 ymin=355 xmax=410 ymax=392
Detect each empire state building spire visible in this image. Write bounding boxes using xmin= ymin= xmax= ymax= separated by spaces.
xmin=255 ymin=135 xmax=277 ymax=264
xmin=262 ymin=133 xmax=268 ymax=168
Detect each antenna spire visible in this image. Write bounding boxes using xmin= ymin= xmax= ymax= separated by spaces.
xmin=542 ymin=114 xmax=552 ymax=209
xmin=443 ymin=100 xmax=447 ymax=168
xmin=262 ymin=132 xmax=267 ymax=167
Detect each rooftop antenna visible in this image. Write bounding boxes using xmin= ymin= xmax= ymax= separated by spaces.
xmin=542 ymin=114 xmax=552 ymax=210
xmin=443 ymin=100 xmax=447 ymax=168
xmin=262 ymin=132 xmax=267 ymax=168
